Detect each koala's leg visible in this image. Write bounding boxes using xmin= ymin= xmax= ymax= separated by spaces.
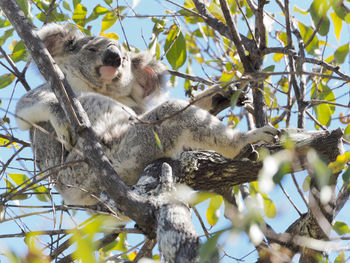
xmin=139 ymin=99 xmax=279 ymax=160
xmin=16 ymin=84 xmax=75 ymax=149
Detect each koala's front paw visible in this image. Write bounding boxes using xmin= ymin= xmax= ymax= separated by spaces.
xmin=50 ymin=118 xmax=76 ymax=151
xmin=247 ymin=126 xmax=280 ymax=144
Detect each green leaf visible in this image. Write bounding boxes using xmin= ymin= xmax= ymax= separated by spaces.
xmin=164 ymin=25 xmax=187 ymax=70
xmin=330 ymin=0 xmax=347 ymax=20
xmin=63 ymin=1 xmax=71 ymax=11
xmin=208 ymin=2 xmax=224 ymax=23
xmin=314 ymin=103 xmax=332 ymax=127
xmin=342 ymin=167 xmax=350 ymax=182
xmin=104 ymin=0 xmax=113 ymax=7
xmin=101 ymin=11 xmax=118 ymax=32
xmin=0 ymin=28 xmax=14 ymax=46
xmin=206 ymin=195 xmax=223 ymax=226
xmin=72 ymin=3 xmax=87 ymax=25
xmin=262 ymin=65 xmax=275 ymax=72
xmin=330 ymin=12 xmax=342 ymax=41
xmin=10 ymin=41 xmax=27 ymax=62
xmin=298 ymin=22 xmax=319 ymax=55
xmin=334 ymin=43 xmax=349 ymax=64
xmin=0 ymin=18 xmax=11 ymax=28
xmin=0 ymin=74 xmax=15 ymax=89
xmin=199 ymin=232 xmax=221 ymax=262
xmin=73 ymin=0 xmax=81 ymax=9
xmin=33 ymin=185 xmax=50 ymax=202
xmin=4 ymin=178 xmax=28 ymax=200
xmin=333 ymin=221 xmax=350 ymax=235
xmin=220 ymin=71 xmax=235 ymax=82
xmin=311 ymin=83 xmax=336 ymax=127
xmin=309 ymin=0 xmax=330 ymax=36
xmin=345 ymin=124 xmax=350 ymax=140
xmin=85 ymin=5 xmax=109 ymax=24
xmin=277 ymin=32 xmax=287 ymax=45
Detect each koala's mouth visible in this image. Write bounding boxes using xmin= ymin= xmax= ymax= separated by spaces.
xmin=98 ymin=66 xmax=120 ymax=81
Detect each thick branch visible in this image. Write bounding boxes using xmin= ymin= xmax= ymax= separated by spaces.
xmin=0 ymin=0 xmax=156 ymax=235
xmin=218 ymin=0 xmax=253 ymax=72
xmin=142 ymin=128 xmax=343 ymax=193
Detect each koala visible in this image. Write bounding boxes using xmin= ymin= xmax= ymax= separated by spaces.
xmin=16 ymin=24 xmax=279 ymax=209
xmin=16 ymin=24 xmax=166 ymax=148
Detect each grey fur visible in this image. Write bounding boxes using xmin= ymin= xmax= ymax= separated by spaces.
xmin=16 ymin=24 xmax=279 ymax=208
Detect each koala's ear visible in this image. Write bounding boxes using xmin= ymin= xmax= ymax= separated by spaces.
xmin=131 ymin=52 xmax=167 ymax=97
xmin=36 ymin=24 xmax=81 ymax=58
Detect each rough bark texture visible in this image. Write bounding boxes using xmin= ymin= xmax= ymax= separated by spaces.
xmin=134 ymin=163 xmax=199 ymax=263
xmin=141 ymin=128 xmax=343 ymax=192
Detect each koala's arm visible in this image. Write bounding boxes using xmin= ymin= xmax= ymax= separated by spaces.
xmin=16 ymin=84 xmax=74 ymax=148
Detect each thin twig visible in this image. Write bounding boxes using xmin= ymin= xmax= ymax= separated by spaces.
xmin=191 ymin=205 xmax=210 ymax=238
xmin=0 ymin=46 xmax=31 ymax=91
xmin=291 ymin=172 xmax=309 ymax=207
xmin=279 ymin=183 xmax=303 ymax=216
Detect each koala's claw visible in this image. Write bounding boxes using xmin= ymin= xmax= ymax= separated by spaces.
xmin=51 ymin=120 xmax=76 ymax=151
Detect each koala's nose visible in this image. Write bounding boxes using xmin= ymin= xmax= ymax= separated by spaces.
xmin=102 ymin=46 xmax=122 ymax=68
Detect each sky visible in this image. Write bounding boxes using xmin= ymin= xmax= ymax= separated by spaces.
xmin=0 ymin=0 xmax=350 ymax=262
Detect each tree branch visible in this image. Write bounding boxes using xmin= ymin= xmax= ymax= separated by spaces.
xmin=0 ymin=0 xmax=156 ymax=236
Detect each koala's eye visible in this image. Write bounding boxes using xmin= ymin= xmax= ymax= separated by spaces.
xmin=67 ymin=39 xmax=76 ymax=51
xmin=87 ymin=46 xmax=98 ymax=52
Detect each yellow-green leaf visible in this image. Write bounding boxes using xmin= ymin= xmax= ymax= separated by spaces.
xmin=33 ymin=185 xmax=50 ymax=202
xmin=101 ymin=12 xmax=118 ymax=32
xmin=331 ymin=0 xmax=347 ymax=20
xmin=0 ymin=28 xmax=14 ymax=46
xmin=335 ymin=251 xmax=345 ymax=263
xmin=262 ymin=195 xmax=276 ymax=218
xmin=314 ymin=103 xmax=332 ymax=127
xmin=298 ymin=22 xmax=319 ymax=55
xmin=206 ymin=195 xmax=223 ymax=226
xmin=302 ymin=175 xmax=311 ymax=192
xmin=293 ymin=6 xmax=308 ymax=15
xmin=208 ymin=2 xmax=224 ymax=23
xmin=0 ymin=74 xmax=15 ymax=89
xmin=309 ymin=0 xmax=330 ymax=36
xmin=191 ymin=192 xmax=217 ymax=205
xmin=8 ymin=173 xmax=29 ymax=186
xmin=164 ymin=25 xmax=187 ymax=70
xmin=333 ymin=221 xmax=350 ymax=235
xmin=153 ymin=130 xmax=163 ymax=151
xmin=72 ymin=3 xmax=87 ymax=24
xmin=330 ymin=12 xmax=342 ymax=41
xmin=100 ymin=32 xmax=119 ymax=40
xmin=63 ymin=1 xmax=71 ymax=11
xmin=273 ymin=53 xmax=284 ymax=62
xmin=0 ymin=18 xmax=11 ymax=28
xmin=334 ymin=43 xmax=349 ymax=64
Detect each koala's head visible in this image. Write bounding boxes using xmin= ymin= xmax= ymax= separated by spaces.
xmin=37 ymin=24 xmax=166 ymax=113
